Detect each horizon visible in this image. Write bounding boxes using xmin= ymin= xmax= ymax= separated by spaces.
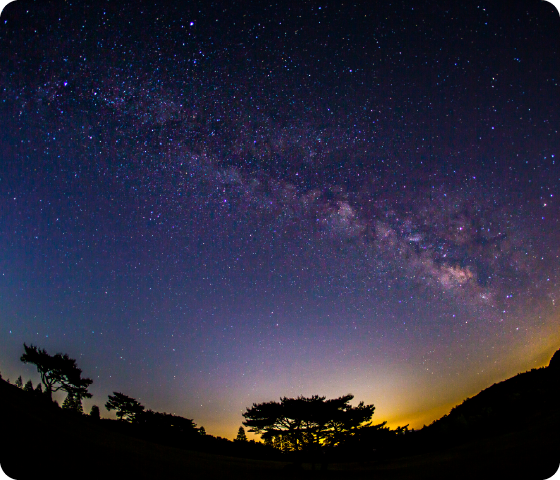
xmin=1 ymin=1 xmax=558 ymax=441
xmin=3 ymin=343 xmax=558 ymax=440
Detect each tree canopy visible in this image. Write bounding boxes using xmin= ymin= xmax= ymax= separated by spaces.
xmin=242 ymin=394 xmax=375 ymax=452
xmin=20 ymin=343 xmax=93 ymax=400
xmin=105 ymin=392 xmax=145 ymax=422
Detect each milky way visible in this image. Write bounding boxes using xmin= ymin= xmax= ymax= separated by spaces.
xmin=1 ymin=1 xmax=558 ymax=437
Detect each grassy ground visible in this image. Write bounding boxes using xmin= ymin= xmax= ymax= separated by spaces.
xmin=1 ymin=380 xmax=558 ymax=479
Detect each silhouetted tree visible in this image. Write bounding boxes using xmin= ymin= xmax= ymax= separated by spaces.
xmin=62 ymin=393 xmax=84 ymax=413
xmin=243 ymin=394 xmax=375 ymax=453
xmin=105 ymin=392 xmax=145 ymax=422
xmin=24 ymin=379 xmax=33 ymax=392
xmin=35 ymin=383 xmax=43 ymax=394
xmin=20 ymin=343 xmax=93 ymax=402
xmin=90 ymin=405 xmax=101 ymax=420
xmin=199 ymin=426 xmax=206 ymax=435
xmin=236 ymin=426 xmax=248 ymax=441
xmin=15 ymin=376 xmax=23 ymax=388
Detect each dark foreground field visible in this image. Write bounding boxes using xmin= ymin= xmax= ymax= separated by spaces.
xmin=1 ymin=379 xmax=558 ymax=480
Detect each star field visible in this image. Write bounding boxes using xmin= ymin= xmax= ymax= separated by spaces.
xmin=0 ymin=1 xmax=559 ymax=437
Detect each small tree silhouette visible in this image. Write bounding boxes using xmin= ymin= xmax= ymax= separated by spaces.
xmin=236 ymin=426 xmax=248 ymax=441
xmin=90 ymin=405 xmax=101 ymax=420
xmin=24 ymin=379 xmax=34 ymax=392
xmin=199 ymin=426 xmax=206 ymax=435
xmin=105 ymin=392 xmax=145 ymax=422
xmin=62 ymin=393 xmax=84 ymax=414
xmin=15 ymin=376 xmax=23 ymax=388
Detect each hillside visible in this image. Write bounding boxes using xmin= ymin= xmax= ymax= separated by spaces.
xmin=420 ymin=349 xmax=560 ymax=443
xmin=0 ymin=377 xmax=289 ymax=480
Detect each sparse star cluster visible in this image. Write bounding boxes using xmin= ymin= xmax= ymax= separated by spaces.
xmin=0 ymin=1 xmax=558 ymax=438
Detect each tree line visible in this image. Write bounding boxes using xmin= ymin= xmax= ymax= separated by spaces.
xmin=11 ymin=342 xmax=411 ymax=461
xmin=15 ymin=343 xmax=204 ymax=434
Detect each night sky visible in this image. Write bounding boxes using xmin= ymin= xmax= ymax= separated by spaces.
xmin=0 ymin=0 xmax=559 ymax=439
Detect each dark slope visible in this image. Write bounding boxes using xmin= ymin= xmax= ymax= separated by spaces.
xmin=424 ymin=351 xmax=560 ymax=439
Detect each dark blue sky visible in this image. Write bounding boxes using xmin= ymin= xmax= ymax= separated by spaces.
xmin=0 ymin=0 xmax=558 ymax=438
